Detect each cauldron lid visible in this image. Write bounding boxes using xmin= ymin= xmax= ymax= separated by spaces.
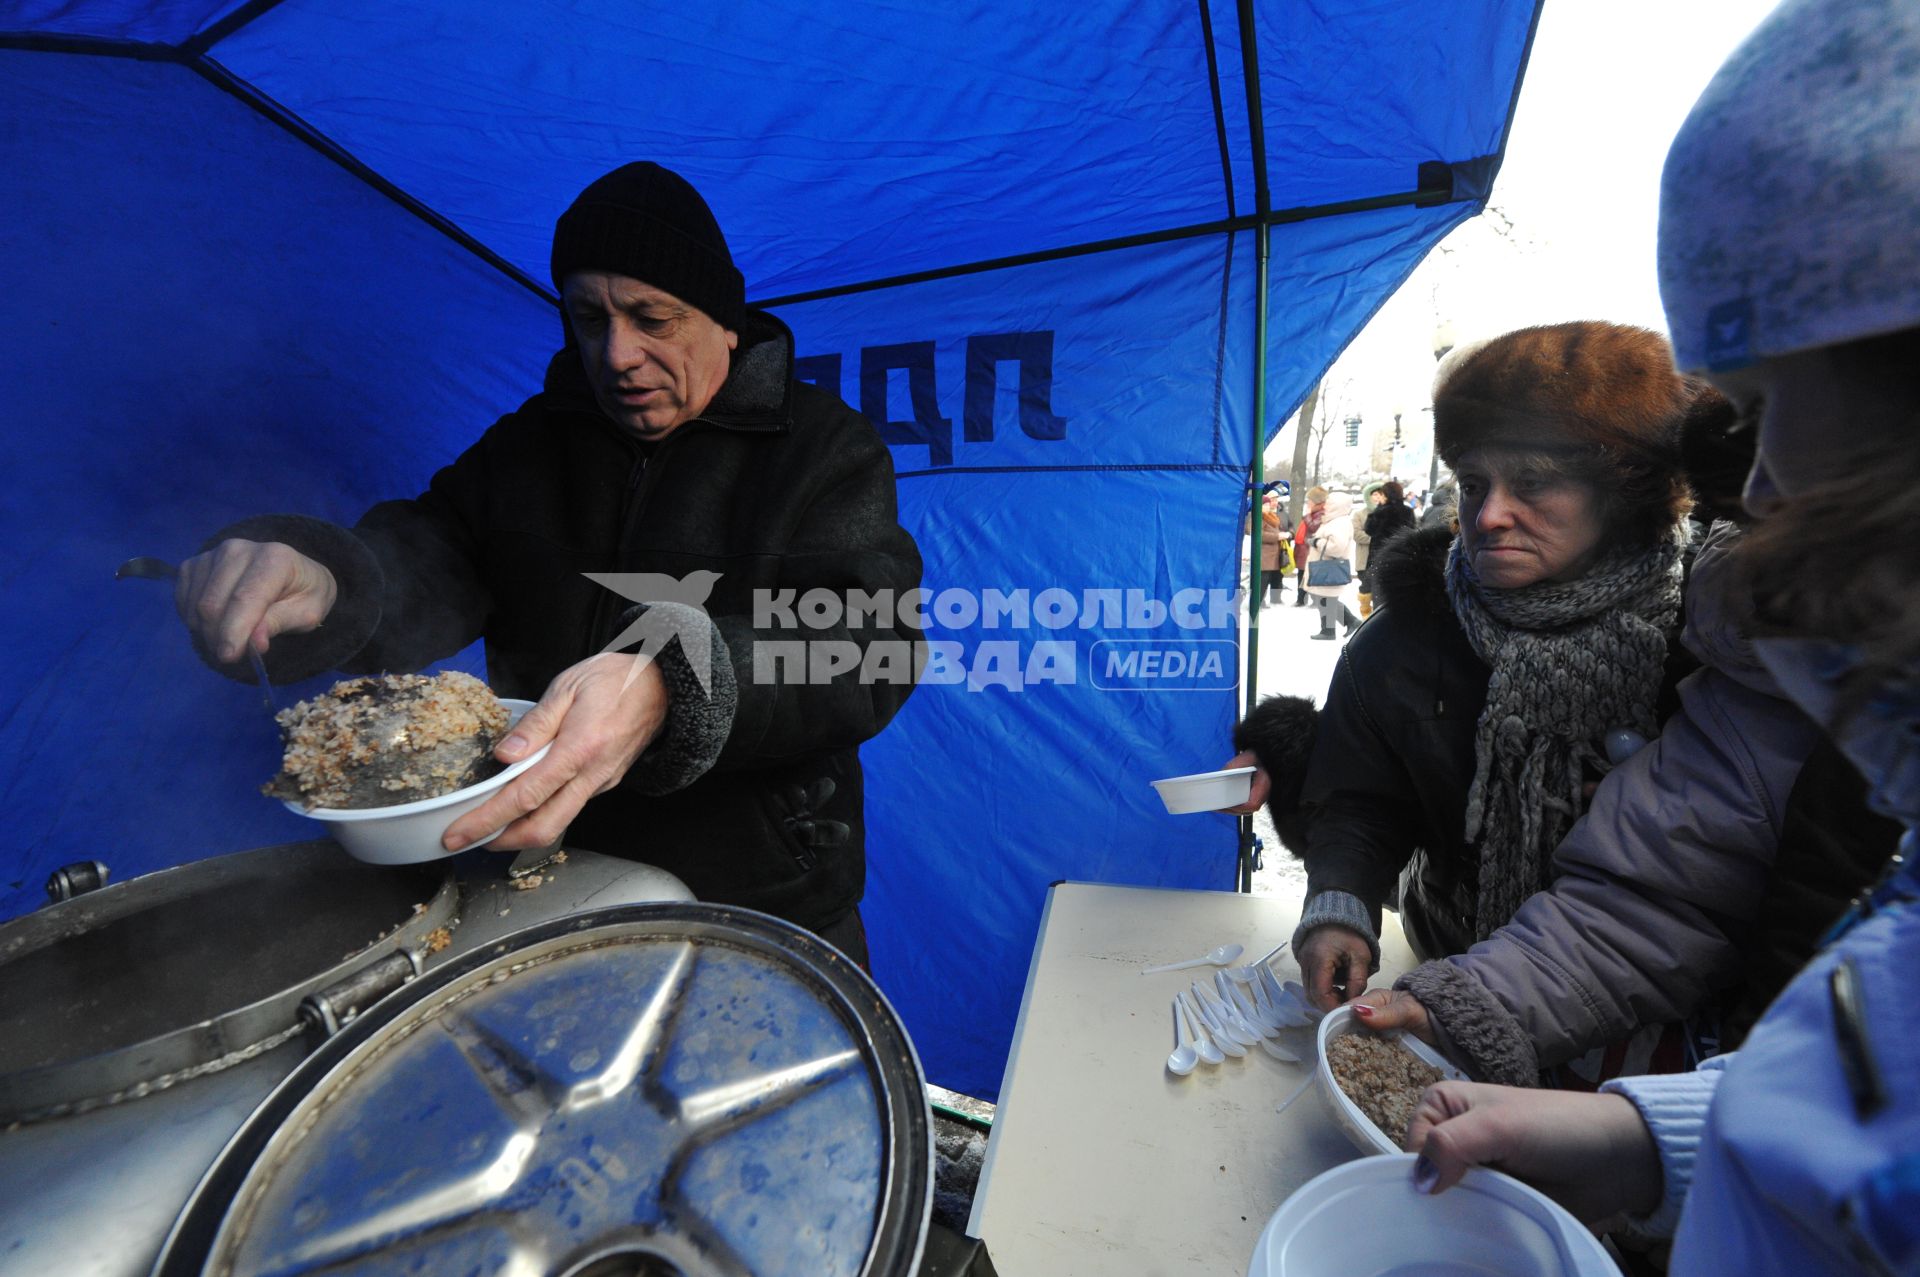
xmin=156 ymin=903 xmax=932 ymax=1277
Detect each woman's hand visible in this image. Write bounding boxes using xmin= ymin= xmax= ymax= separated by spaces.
xmin=1297 ymin=923 xmax=1375 ymax=1009
xmin=1405 ymin=1082 xmax=1663 ymax=1225
xmin=1351 ymin=988 xmax=1435 ymax=1045
xmin=1217 ymin=749 xmax=1270 ymax=814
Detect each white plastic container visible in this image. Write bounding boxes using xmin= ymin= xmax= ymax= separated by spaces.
xmin=1248 ymin=1154 xmax=1619 ymax=1276
xmin=1316 ymin=1004 xmax=1470 ymax=1155
xmin=1149 ymin=765 xmax=1255 ymax=814
xmin=282 ymin=698 xmax=554 ymax=865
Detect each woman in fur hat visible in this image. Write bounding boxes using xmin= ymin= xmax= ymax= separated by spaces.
xmin=1290 ymin=320 xmax=1704 ymax=1009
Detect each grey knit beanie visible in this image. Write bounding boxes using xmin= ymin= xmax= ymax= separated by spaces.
xmin=551 ymin=162 xmax=746 ymax=332
xmin=1660 ymin=0 xmax=1920 ymax=371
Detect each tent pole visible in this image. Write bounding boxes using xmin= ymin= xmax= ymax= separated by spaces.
xmin=1239 ymin=222 xmax=1271 ymax=894
xmin=1235 ymin=0 xmax=1273 ymax=894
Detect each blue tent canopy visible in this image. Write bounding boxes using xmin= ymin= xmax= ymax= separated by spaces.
xmin=2 ymin=1 xmax=1539 ymax=1099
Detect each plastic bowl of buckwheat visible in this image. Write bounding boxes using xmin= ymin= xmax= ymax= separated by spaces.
xmin=1316 ymin=1005 xmax=1470 ymax=1155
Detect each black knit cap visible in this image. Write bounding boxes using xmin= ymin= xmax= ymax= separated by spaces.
xmin=550 ymin=162 xmax=745 ymax=332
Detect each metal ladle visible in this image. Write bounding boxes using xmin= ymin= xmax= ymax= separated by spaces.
xmin=115 ymin=556 xmax=277 ymax=712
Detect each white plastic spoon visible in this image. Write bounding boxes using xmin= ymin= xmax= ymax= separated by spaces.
xmin=1141 ymin=942 xmax=1245 ymax=975
xmin=1181 ymin=990 xmax=1244 ymax=1058
xmin=1244 ymin=967 xmax=1287 ymax=1030
xmin=1193 ymin=981 xmax=1260 ymax=1048
xmin=1218 ymin=976 xmax=1296 ymax=1059
xmin=1216 ymin=974 xmax=1301 ymax=1060
xmin=1217 ymin=969 xmax=1279 ymax=1036
xmin=1226 ymin=939 xmax=1290 ymax=983
xmin=1260 ymin=967 xmax=1316 ymax=1029
xmin=1180 ymin=994 xmax=1225 ymax=1065
xmin=1281 ymin=979 xmax=1327 ymax=1022
xmin=1166 ymin=999 xmax=1198 ymax=1076
xmin=1274 ymin=1070 xmax=1316 ymax=1115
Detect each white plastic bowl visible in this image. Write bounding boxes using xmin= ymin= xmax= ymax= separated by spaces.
xmin=1248 ymin=1154 xmax=1619 ymax=1276
xmin=1316 ymin=1004 xmax=1470 ymax=1155
xmin=281 ymin=698 xmax=554 ymax=865
xmin=1150 ymin=765 xmax=1255 ymax=814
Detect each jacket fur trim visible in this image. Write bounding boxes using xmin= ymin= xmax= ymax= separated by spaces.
xmin=1234 ymin=694 xmax=1318 ymax=855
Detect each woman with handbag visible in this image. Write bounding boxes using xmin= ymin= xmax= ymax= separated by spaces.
xmin=1288 ymin=321 xmax=1706 ymax=1007
xmin=1292 ymin=486 xmax=1327 ymax=606
xmin=1304 ymin=490 xmax=1359 ymax=640
xmin=1249 ymin=490 xmax=1288 ymax=606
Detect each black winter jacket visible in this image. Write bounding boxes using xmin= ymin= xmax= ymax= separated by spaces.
xmin=1299 ymin=526 xmax=1490 ymax=960
xmin=218 ymin=310 xmax=922 ymax=931
xmin=1362 ymin=500 xmax=1416 ymax=556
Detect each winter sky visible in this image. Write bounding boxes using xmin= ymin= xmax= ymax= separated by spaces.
xmin=1274 ymin=0 xmax=1782 ymax=478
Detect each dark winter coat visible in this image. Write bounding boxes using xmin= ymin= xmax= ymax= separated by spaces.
xmin=1418 ymin=485 xmax=1457 ymax=531
xmin=1296 ymin=525 xmax=1492 ymax=961
xmin=215 ymin=310 xmax=923 ymax=931
xmin=1362 ymin=499 xmax=1416 ymax=556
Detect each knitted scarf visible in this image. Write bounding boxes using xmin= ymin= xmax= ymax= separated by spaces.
xmin=1446 ymin=530 xmax=1685 ymax=939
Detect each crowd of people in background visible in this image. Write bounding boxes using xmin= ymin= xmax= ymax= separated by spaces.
xmin=1252 ymin=480 xmax=1426 ymax=619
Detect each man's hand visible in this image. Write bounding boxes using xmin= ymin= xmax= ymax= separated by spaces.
xmin=1405 ymin=1082 xmax=1663 ymax=1225
xmin=1297 ymin=923 xmax=1375 ymax=1010
xmin=1218 ymin=748 xmax=1271 ymax=814
xmin=1351 ymin=988 xmax=1435 ymax=1044
xmin=176 ymin=539 xmax=337 ymax=665
xmin=443 ymin=653 xmax=669 ymax=852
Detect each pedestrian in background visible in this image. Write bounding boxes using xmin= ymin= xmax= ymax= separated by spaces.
xmin=1359 ymin=480 xmax=1415 ymax=617
xmin=1292 ymin=485 xmax=1328 ymax=606
xmin=1304 ymin=490 xmax=1359 ymax=640
xmin=1250 ymin=489 xmax=1288 ymax=606
xmin=1353 ymin=482 xmax=1383 ymax=617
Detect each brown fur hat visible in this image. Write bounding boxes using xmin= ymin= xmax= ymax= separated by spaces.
xmin=1434 ymin=322 xmax=1703 ymax=544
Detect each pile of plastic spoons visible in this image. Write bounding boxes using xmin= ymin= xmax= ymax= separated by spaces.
xmin=1160 ymin=940 xmax=1320 ymax=1077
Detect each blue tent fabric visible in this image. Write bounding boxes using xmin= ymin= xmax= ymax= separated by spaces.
xmin=2 ymin=2 xmax=1539 ymax=1100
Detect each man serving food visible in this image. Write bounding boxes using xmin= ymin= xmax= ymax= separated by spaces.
xmin=174 ymin=162 xmax=923 ymax=962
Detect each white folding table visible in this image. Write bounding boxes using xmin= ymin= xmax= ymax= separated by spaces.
xmin=968 ymin=881 xmax=1421 ymax=1275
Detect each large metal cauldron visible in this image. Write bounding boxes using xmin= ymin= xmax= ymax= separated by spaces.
xmin=0 ymin=843 xmax=932 ymax=1275
xmin=157 ymin=904 xmax=933 ymax=1277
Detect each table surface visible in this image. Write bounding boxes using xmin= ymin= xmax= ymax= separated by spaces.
xmin=968 ymin=881 xmax=1419 ymax=1276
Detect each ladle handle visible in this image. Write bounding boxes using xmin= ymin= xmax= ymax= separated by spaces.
xmin=117 ymin=555 xmax=277 ymax=712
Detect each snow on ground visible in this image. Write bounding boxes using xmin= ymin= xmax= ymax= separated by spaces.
xmin=1237 ymin=571 xmax=1362 ymax=905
